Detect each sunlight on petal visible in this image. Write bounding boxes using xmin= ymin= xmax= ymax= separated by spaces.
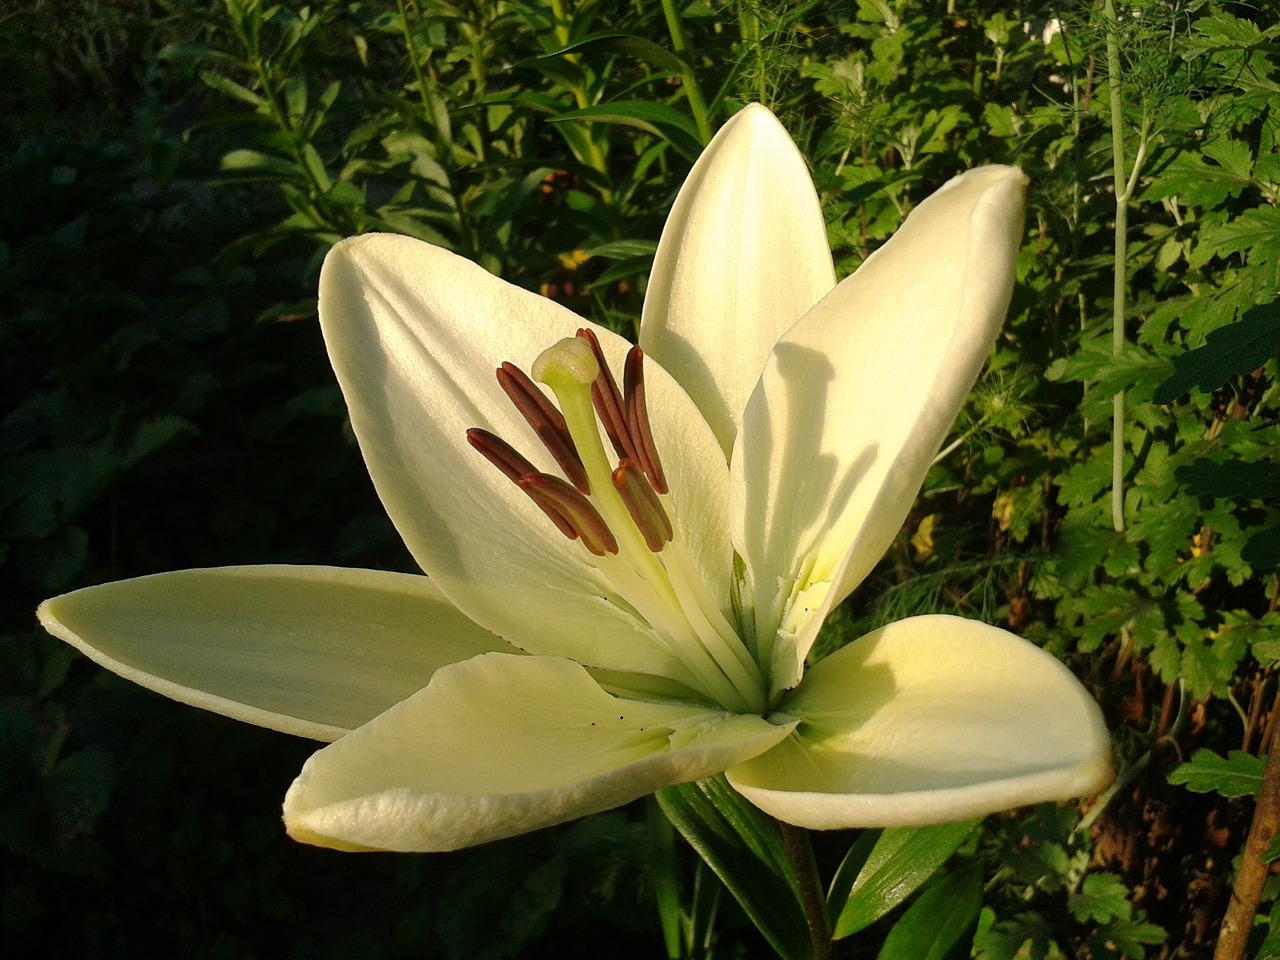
xmin=284 ymin=653 xmax=795 ymax=851
xmin=731 ymin=167 xmax=1027 ymax=691
xmin=641 ymin=104 xmax=835 ymax=455
xmin=726 ymin=615 xmax=1112 ymax=828
xmin=39 ymin=565 xmax=511 ymax=741
xmin=320 ymin=236 xmax=731 ymax=679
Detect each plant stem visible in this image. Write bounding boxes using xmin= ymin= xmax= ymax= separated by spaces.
xmin=1214 ymin=683 xmax=1280 ymax=960
xmin=660 ymin=0 xmax=711 ymax=144
xmin=776 ymin=820 xmax=832 ymax=960
xmin=1103 ymin=0 xmax=1127 ymax=534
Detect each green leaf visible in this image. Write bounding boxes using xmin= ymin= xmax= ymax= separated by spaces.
xmin=1168 ymin=748 xmax=1265 ymax=798
xmin=1153 ymin=298 xmax=1280 ymax=402
xmin=830 ymin=820 xmax=979 ymax=939
xmin=656 ymin=777 xmax=812 ymax=960
xmin=549 ymin=33 xmax=693 ymax=79
xmin=876 ymin=864 xmax=982 ymax=960
xmin=549 ymin=103 xmax=703 ymax=162
xmin=199 ymin=70 xmax=265 ymax=109
xmin=1068 ymin=873 xmax=1131 ymax=924
xmin=1198 ymin=207 xmax=1280 ymax=265
xmin=1243 ymin=526 xmax=1280 ymax=569
xmin=1177 ymin=459 xmax=1280 ymax=501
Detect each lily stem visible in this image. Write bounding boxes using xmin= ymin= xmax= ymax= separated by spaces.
xmin=776 ymin=819 xmax=832 ymax=960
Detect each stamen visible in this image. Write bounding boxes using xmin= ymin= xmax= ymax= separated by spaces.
xmin=576 ymin=328 xmax=640 ymax=464
xmin=624 ymin=347 xmax=668 ymax=494
xmin=520 ymin=473 xmax=619 ymax=556
xmin=496 ymin=362 xmax=590 ymax=493
xmin=612 ymin=459 xmax=673 ymax=552
xmin=467 ymin=428 xmax=578 ymax=540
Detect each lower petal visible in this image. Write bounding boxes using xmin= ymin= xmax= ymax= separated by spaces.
xmin=38 ymin=565 xmax=511 ymax=741
xmin=726 ymin=615 xmax=1112 ymax=828
xmin=284 ymin=653 xmax=795 ymax=851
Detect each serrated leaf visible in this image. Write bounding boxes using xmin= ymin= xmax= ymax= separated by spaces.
xmin=1198 ymin=207 xmax=1280 ymax=265
xmin=1154 ymin=298 xmax=1280 ymax=401
xmin=876 ymin=864 xmax=982 ymax=960
xmin=830 ymin=820 xmax=979 ymax=939
xmin=1243 ymin=526 xmax=1280 ymax=569
xmin=1168 ymin=748 xmax=1265 ymax=798
xmin=1177 ymin=459 xmax=1280 ymax=501
xmin=1069 ymin=872 xmax=1132 ymax=924
xmin=656 ymin=777 xmax=813 ymax=960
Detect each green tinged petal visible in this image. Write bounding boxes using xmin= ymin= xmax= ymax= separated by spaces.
xmin=641 ymin=104 xmax=835 ymax=455
xmin=284 ymin=653 xmax=795 ymax=852
xmin=726 ymin=615 xmax=1113 ymax=828
xmin=38 ymin=565 xmax=511 ymax=741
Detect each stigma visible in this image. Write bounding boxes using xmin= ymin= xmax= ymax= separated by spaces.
xmin=468 ymin=329 xmax=672 ymax=557
xmin=466 ymin=328 xmax=768 ymax=715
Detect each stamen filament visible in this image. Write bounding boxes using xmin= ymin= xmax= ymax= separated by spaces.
xmin=497 ymin=362 xmax=590 ymax=493
xmin=594 ymin=552 xmax=758 ymax=714
xmin=467 ymin=428 xmax=579 ymax=540
xmin=578 ymin=328 xmax=640 ymax=464
xmin=612 ymin=459 xmax=673 ymax=551
xmin=520 ymin=473 xmax=618 ymax=556
xmin=624 ymin=347 xmax=667 ymax=494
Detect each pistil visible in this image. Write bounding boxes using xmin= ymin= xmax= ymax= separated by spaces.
xmin=470 ymin=330 xmax=766 ymax=715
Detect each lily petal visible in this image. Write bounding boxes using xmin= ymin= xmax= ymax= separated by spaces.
xmin=319 ymin=235 xmax=732 ymax=681
xmin=641 ymin=104 xmax=835 ymax=455
xmin=731 ymin=166 xmax=1027 ymax=690
xmin=37 ymin=565 xmax=510 ymax=741
xmin=725 ymin=615 xmax=1113 ymax=828
xmin=283 ymin=653 xmax=795 ymax=851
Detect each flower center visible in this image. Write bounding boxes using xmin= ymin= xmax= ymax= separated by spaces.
xmin=468 ymin=329 xmax=766 ymax=715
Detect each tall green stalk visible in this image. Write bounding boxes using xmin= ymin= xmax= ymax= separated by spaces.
xmin=1102 ymin=0 xmax=1150 ymax=534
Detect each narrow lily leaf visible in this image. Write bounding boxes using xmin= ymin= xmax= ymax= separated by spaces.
xmin=548 ymin=103 xmax=704 ymax=161
xmin=543 ymin=33 xmax=694 ymax=80
xmin=38 ymin=565 xmax=510 ymax=741
xmin=875 ymin=864 xmax=983 ymax=960
xmin=656 ymin=776 xmax=814 ymax=960
xmin=829 ymin=820 xmax=979 ymax=939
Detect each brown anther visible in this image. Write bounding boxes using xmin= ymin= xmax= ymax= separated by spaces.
xmin=623 ymin=347 xmax=668 ymax=494
xmin=467 ymin=429 xmax=578 ymax=540
xmin=612 ymin=459 xmax=673 ymax=552
xmin=576 ymin=328 xmax=640 ymax=464
xmin=496 ymin=362 xmax=590 ymax=493
xmin=520 ymin=473 xmax=619 ymax=556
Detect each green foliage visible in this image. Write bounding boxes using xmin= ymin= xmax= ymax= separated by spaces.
xmin=828 ymin=820 xmax=979 ymax=939
xmin=1169 ymin=748 xmax=1267 ymax=799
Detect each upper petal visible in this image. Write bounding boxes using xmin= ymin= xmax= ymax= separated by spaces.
xmin=38 ymin=565 xmax=510 ymax=741
xmin=730 ymin=166 xmax=1027 ymax=691
xmin=725 ymin=615 xmax=1113 ymax=828
xmin=640 ymin=104 xmax=835 ymax=455
xmin=283 ymin=652 xmax=795 ymax=851
xmin=319 ymin=235 xmax=731 ymax=682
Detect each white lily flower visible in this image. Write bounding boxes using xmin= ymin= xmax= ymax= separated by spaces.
xmin=38 ymin=105 xmax=1112 ymax=853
